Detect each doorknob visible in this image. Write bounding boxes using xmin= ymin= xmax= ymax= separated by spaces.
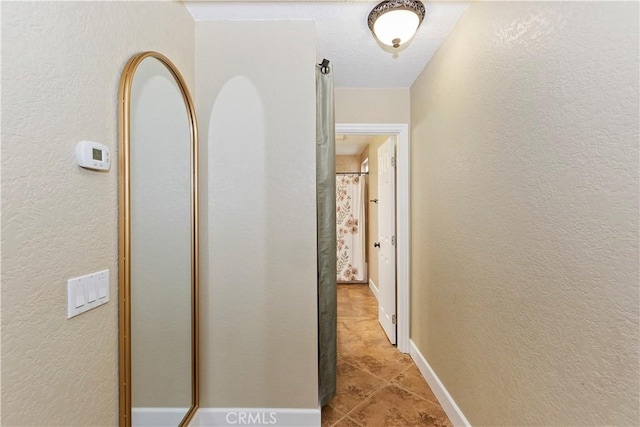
xmin=374 ymin=242 xmax=380 ymax=248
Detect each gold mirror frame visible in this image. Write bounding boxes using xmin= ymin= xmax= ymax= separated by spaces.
xmin=118 ymin=51 xmax=199 ymax=427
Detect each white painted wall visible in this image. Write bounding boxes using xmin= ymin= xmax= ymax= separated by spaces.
xmin=1 ymin=2 xmax=194 ymax=425
xmin=410 ymin=2 xmax=639 ymax=425
xmin=195 ymin=21 xmax=318 ymax=410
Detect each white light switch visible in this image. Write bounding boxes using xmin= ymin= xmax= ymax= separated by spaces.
xmin=86 ymin=281 xmax=97 ymax=303
xmin=67 ymin=269 xmax=109 ymax=319
xmin=97 ymin=270 xmax=109 ymax=299
xmin=74 ymin=280 xmax=85 ymax=308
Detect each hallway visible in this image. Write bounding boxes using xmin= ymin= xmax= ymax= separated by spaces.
xmin=322 ymin=284 xmax=452 ymax=426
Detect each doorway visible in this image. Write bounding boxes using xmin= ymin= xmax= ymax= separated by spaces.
xmin=335 ymin=123 xmax=410 ymax=353
xmin=335 ymin=142 xmax=368 ymax=284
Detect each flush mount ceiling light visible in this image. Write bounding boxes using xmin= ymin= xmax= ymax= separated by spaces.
xmin=368 ymin=0 xmax=426 ymax=49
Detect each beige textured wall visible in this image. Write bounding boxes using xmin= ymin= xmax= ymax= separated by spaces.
xmin=1 ymin=2 xmax=194 ymax=426
xmin=196 ymin=21 xmax=318 ymax=409
xmin=335 ymin=155 xmax=361 ymax=173
xmin=410 ymin=2 xmax=639 ymax=425
xmin=335 ymin=88 xmax=410 ymax=124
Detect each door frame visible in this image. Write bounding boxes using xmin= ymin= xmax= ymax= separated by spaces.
xmin=336 ymin=123 xmax=410 ymax=353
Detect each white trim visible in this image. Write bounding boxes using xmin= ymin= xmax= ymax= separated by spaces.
xmin=409 ymin=341 xmax=471 ymax=427
xmin=336 ymin=123 xmax=410 ymax=353
xmin=132 ymin=407 xmax=190 ymax=427
xmin=192 ymin=407 xmax=321 ymax=427
xmin=361 ymin=158 xmax=369 ymax=173
xmin=368 ymin=278 xmax=379 ymax=301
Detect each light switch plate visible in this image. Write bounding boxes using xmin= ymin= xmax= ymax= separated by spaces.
xmin=67 ymin=269 xmax=109 ymax=319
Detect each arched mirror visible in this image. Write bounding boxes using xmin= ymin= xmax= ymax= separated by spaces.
xmin=118 ymin=52 xmax=199 ymax=427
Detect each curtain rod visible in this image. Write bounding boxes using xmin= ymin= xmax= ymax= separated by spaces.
xmin=336 ymin=172 xmax=368 ymax=175
xmin=318 ymin=58 xmax=331 ymax=75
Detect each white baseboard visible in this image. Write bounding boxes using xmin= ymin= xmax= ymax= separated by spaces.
xmin=132 ymin=407 xmax=190 ymax=427
xmin=368 ymin=278 xmax=379 ymax=301
xmin=192 ymin=407 xmax=321 ymax=427
xmin=409 ymin=340 xmax=471 ymax=427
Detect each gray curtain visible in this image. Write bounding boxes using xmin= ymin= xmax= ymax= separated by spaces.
xmin=316 ymin=60 xmax=336 ymax=407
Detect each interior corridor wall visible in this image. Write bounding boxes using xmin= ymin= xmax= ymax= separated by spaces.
xmin=410 ymin=2 xmax=639 ymax=425
xmin=335 ymin=88 xmax=409 ymax=124
xmin=1 ymin=2 xmax=194 ymax=425
xmin=335 ymin=155 xmax=361 ymax=173
xmin=195 ymin=21 xmax=318 ymax=410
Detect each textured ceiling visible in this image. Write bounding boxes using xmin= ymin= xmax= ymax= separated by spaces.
xmin=184 ymin=1 xmax=468 ymax=88
xmin=336 ymin=134 xmax=376 ymax=155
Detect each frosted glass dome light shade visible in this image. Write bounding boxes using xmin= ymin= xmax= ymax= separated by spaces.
xmin=373 ymin=10 xmax=419 ymax=47
xmin=368 ymin=0 xmax=426 ymax=48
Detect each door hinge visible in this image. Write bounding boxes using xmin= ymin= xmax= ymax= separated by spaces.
xmin=391 ymin=156 xmax=396 ymax=167
xmin=391 ymin=236 xmax=396 ymax=246
xmin=392 ymin=314 xmax=397 ymax=324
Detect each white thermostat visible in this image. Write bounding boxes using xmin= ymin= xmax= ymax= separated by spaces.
xmin=76 ymin=140 xmax=111 ymax=171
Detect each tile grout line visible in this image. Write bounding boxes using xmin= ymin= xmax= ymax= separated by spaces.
xmin=390 ymin=377 xmax=443 ymax=406
xmin=332 ymin=363 xmax=414 ymax=425
xmin=331 ymin=284 xmax=450 ymax=426
xmin=328 ymin=359 xmax=395 ymax=425
xmin=338 ymin=352 xmax=413 ymax=384
xmin=326 ymin=407 xmax=348 ymax=427
xmin=335 ymin=363 xmax=443 ymax=426
xmin=337 ymin=373 xmax=393 ymax=425
xmin=336 ymin=357 xmax=400 ymax=384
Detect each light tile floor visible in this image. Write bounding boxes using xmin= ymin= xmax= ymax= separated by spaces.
xmin=322 ymin=284 xmax=452 ymax=427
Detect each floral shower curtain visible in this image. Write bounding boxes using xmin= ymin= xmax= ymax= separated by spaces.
xmin=336 ymin=174 xmax=366 ymax=282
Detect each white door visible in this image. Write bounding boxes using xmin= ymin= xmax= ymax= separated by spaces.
xmin=377 ymin=137 xmax=396 ymax=344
